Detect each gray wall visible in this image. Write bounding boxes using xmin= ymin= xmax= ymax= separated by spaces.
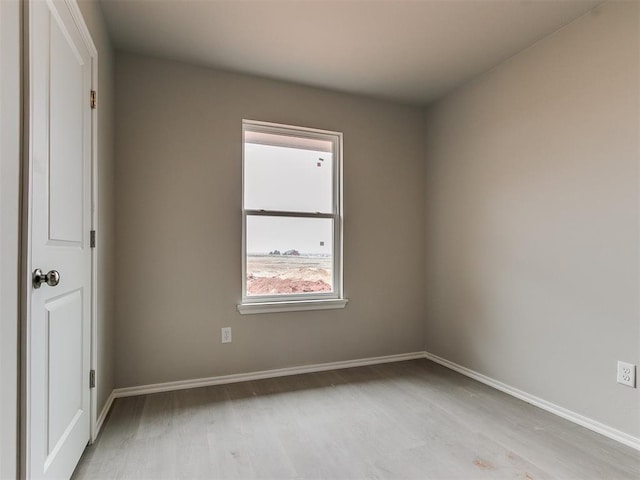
xmin=78 ymin=0 xmax=116 ymax=418
xmin=423 ymin=0 xmax=639 ymax=438
xmin=0 ymin=1 xmax=21 ymax=476
xmin=114 ymin=53 xmax=426 ymax=388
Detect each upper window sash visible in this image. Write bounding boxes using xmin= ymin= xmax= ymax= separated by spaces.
xmin=242 ymin=121 xmax=340 ymax=215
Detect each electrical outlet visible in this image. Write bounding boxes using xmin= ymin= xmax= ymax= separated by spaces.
xmin=617 ymin=361 xmax=636 ymax=388
xmin=221 ymin=327 xmax=232 ymax=344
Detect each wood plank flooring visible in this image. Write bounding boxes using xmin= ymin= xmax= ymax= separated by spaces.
xmin=72 ymin=359 xmax=640 ymax=479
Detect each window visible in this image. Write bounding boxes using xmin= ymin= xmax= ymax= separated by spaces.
xmin=238 ymin=120 xmax=347 ymax=314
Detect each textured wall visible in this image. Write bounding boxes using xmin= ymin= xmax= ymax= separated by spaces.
xmin=114 ymin=53 xmax=426 ymax=388
xmin=423 ymin=1 xmax=639 ymax=438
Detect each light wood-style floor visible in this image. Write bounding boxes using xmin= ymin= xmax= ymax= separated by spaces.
xmin=73 ymin=359 xmax=639 ymax=479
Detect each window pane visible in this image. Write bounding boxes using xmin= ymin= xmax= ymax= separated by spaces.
xmin=246 ymin=215 xmax=333 ymax=296
xmin=244 ymin=134 xmax=334 ymax=213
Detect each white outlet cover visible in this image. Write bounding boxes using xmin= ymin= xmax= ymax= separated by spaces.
xmin=221 ymin=327 xmax=232 ymax=344
xmin=617 ymin=361 xmax=636 ymax=388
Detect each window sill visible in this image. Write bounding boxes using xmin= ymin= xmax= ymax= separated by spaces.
xmin=237 ymin=298 xmax=348 ymax=315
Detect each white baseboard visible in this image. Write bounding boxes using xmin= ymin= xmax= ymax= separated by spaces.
xmin=112 ymin=351 xmax=426 ymax=399
xmin=96 ymin=350 xmax=639 ymax=452
xmin=423 ymin=351 xmax=640 ymax=451
xmin=94 ymin=390 xmax=116 ymax=439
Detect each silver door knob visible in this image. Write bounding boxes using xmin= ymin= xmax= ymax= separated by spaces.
xmin=32 ymin=269 xmax=60 ymax=289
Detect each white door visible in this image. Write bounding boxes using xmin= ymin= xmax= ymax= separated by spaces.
xmin=26 ymin=0 xmax=93 ymax=478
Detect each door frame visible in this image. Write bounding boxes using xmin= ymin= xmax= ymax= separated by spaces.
xmin=21 ymin=0 xmax=99 ymax=475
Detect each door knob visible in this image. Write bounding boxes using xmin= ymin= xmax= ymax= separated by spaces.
xmin=32 ymin=269 xmax=60 ymax=289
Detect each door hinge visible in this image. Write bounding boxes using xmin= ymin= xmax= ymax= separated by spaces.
xmin=90 ymin=90 xmax=97 ymax=109
xmin=90 ymin=230 xmax=96 ymax=248
xmin=90 ymin=370 xmax=96 ymax=389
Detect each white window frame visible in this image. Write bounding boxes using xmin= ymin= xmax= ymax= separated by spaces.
xmin=238 ymin=120 xmax=347 ymax=314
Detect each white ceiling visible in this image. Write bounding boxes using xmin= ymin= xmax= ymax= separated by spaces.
xmin=100 ymin=0 xmax=602 ymax=105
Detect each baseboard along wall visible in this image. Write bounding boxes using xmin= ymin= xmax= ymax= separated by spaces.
xmin=111 ymin=352 xmax=425 ymax=398
xmin=422 ymin=351 xmax=640 ymax=451
xmin=94 ymin=390 xmax=116 ymax=442
xmin=94 ymin=351 xmax=640 ymax=451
